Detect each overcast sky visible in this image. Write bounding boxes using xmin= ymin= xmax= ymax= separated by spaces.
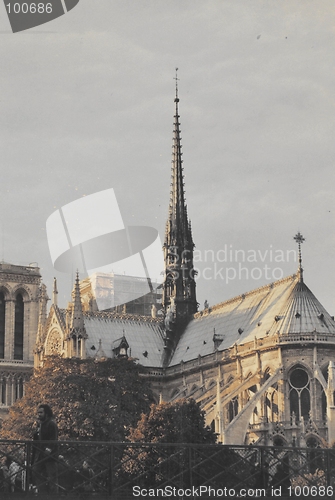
xmin=1 ymin=1 xmax=335 ymax=315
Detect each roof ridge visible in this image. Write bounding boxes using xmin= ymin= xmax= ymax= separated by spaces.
xmin=194 ymin=273 xmax=298 ymax=318
xmin=83 ymin=310 xmax=163 ymax=323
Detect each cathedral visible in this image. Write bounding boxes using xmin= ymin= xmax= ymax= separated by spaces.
xmin=2 ymin=85 xmax=335 ymax=448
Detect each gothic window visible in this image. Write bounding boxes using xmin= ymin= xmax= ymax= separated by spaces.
xmin=0 ymin=292 xmax=5 ymax=359
xmin=14 ymin=294 xmax=24 ymax=360
xmin=228 ymin=396 xmax=238 ymax=422
xmin=1 ymin=378 xmax=7 ymax=405
xmin=289 ymin=367 xmax=310 ymax=421
xmin=271 ymin=390 xmax=279 ymax=422
xmin=265 ymin=387 xmax=279 ymax=422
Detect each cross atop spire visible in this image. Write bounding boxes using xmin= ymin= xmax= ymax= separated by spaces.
xmin=174 ymin=67 xmax=179 ymax=102
xmin=293 ymin=231 xmax=305 ymax=282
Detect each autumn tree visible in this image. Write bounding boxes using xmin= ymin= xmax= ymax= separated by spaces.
xmin=122 ymin=399 xmax=218 ymax=487
xmin=0 ymin=356 xmax=154 ymax=442
xmin=128 ymin=398 xmax=217 ymax=444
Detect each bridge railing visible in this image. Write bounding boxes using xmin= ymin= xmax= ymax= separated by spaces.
xmin=0 ymin=440 xmax=335 ymax=498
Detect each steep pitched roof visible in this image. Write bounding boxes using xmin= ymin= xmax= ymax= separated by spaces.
xmin=82 ymin=312 xmax=165 ymax=367
xmin=169 ymin=273 xmax=335 ymax=366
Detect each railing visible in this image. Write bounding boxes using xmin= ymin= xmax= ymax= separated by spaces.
xmin=1 ymin=441 xmax=335 ymax=498
xmin=0 ymin=359 xmax=33 ymax=365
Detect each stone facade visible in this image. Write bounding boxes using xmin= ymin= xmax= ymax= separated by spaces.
xmin=0 ymin=262 xmax=42 ymax=420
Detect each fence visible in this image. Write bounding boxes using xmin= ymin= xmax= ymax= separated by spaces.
xmin=1 ymin=440 xmax=335 ymax=498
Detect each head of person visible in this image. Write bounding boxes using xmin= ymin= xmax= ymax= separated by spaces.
xmin=38 ymin=404 xmax=53 ymax=422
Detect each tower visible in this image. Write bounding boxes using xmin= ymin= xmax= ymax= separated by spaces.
xmin=0 ymin=262 xmax=41 ymax=416
xmin=162 ymin=71 xmax=197 ymax=360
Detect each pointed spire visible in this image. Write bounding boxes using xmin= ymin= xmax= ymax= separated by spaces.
xmin=36 ymin=283 xmax=49 ymax=347
xmin=52 ymin=277 xmax=58 ymax=306
xmin=70 ymin=271 xmax=85 ymax=333
xmin=162 ymin=70 xmax=197 ymax=365
xmin=165 ymin=67 xmax=192 ymax=247
xmin=293 ymin=231 xmax=305 ymax=282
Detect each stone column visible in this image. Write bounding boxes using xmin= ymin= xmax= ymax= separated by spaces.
xmin=4 ymin=299 xmax=14 ymax=360
xmin=327 ymin=361 xmax=335 ymax=446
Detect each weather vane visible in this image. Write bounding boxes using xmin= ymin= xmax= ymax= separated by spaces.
xmin=293 ymin=231 xmax=305 ymax=281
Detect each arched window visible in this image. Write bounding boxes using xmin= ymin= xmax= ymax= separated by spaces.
xmin=316 ymin=368 xmax=328 ymax=421
xmin=265 ymin=387 xmax=279 ymax=422
xmin=271 ymin=390 xmax=279 ymax=422
xmin=0 ymin=292 xmax=5 ymax=359
xmin=14 ymin=294 xmax=24 ymax=360
xmin=228 ymin=397 xmax=238 ymax=422
xmin=16 ymin=378 xmax=24 ymax=401
xmin=289 ymin=367 xmax=310 ymax=421
xmin=1 ymin=377 xmax=7 ymax=405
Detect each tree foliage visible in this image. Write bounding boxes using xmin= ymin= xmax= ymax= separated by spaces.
xmin=128 ymin=398 xmax=217 ymax=444
xmin=0 ymin=356 xmax=154 ymax=441
xmin=122 ymin=399 xmax=217 ymax=487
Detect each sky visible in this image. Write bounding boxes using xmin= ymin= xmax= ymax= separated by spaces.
xmin=1 ymin=1 xmax=335 ymax=315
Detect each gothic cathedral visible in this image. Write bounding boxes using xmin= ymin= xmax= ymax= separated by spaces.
xmin=5 ymin=86 xmax=335 ymax=447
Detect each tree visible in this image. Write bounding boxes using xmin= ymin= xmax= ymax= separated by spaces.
xmin=128 ymin=398 xmax=217 ymax=444
xmin=122 ymin=399 xmax=218 ymax=488
xmin=1 ymin=356 xmax=154 ymax=442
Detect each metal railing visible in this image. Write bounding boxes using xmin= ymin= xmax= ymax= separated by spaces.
xmin=1 ymin=440 xmax=335 ymax=498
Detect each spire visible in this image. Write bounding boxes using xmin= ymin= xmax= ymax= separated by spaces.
xmin=36 ymin=283 xmax=49 ymax=347
xmin=293 ymin=231 xmax=305 ymax=282
xmin=162 ymin=70 xmax=197 ymax=365
xmin=165 ymin=67 xmax=192 ymax=248
xmin=52 ymin=277 xmax=58 ymax=306
xmin=69 ymin=271 xmax=86 ymax=358
xmin=71 ymin=271 xmax=85 ymax=332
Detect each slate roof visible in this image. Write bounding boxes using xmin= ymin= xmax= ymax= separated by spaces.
xmin=169 ymin=273 xmax=335 ymax=366
xmin=83 ymin=312 xmax=165 ymax=367
xmin=54 ymin=272 xmax=335 ymax=369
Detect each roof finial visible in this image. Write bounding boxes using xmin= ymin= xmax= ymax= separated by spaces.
xmin=293 ymin=231 xmax=305 ymax=282
xmin=174 ymin=67 xmax=179 ymax=102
